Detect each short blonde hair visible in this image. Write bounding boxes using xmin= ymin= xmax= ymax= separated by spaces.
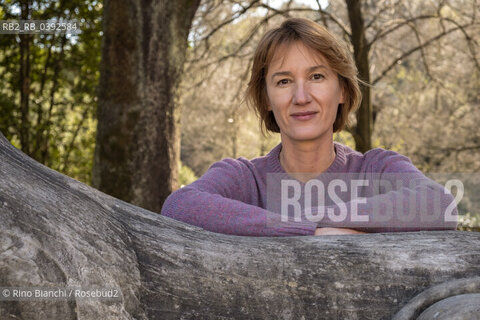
xmin=247 ymin=18 xmax=361 ymax=133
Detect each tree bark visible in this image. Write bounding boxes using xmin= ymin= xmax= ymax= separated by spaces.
xmin=1 ymin=131 xmax=480 ymax=319
xmin=93 ymin=0 xmax=201 ymax=213
xmin=346 ymin=0 xmax=373 ymax=153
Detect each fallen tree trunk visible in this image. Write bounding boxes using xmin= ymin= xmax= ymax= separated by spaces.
xmin=0 ymin=131 xmax=479 ymax=320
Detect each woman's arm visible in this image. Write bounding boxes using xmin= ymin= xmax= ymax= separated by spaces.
xmin=309 ymin=151 xmax=458 ymax=232
xmin=161 ymin=158 xmax=318 ymax=236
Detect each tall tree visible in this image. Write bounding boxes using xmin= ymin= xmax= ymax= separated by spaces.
xmin=346 ymin=0 xmax=372 ymax=152
xmin=93 ymin=0 xmax=201 ymax=212
xmin=18 ymin=0 xmax=32 ymax=155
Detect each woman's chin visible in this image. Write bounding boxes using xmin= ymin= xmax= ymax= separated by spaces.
xmin=283 ymin=130 xmax=329 ymax=142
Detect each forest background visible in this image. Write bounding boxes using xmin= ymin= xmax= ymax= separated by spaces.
xmin=0 ymin=0 xmax=479 ymax=230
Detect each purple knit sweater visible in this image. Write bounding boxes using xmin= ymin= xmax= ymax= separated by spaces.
xmin=161 ymin=142 xmax=458 ymax=236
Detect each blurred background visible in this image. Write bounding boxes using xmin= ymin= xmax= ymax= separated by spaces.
xmin=0 ymin=0 xmax=479 ymax=230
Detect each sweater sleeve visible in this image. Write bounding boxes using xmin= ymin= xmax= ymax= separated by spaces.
xmin=161 ymin=158 xmax=318 ymax=236
xmin=311 ymin=150 xmax=458 ymax=232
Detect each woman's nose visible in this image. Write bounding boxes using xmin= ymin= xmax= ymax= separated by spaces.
xmin=292 ymin=83 xmax=312 ymax=105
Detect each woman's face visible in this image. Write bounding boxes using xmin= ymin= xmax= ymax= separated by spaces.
xmin=265 ymin=41 xmax=344 ymax=144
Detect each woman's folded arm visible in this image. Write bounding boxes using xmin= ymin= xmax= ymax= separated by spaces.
xmin=161 ymin=158 xmax=318 ymax=236
xmin=308 ymin=151 xmax=458 ymax=232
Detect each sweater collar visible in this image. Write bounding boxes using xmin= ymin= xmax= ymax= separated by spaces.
xmin=266 ymin=141 xmax=347 ymax=174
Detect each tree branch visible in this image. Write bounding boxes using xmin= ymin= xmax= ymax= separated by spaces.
xmin=406 ymin=21 xmax=433 ymax=80
xmin=440 ymin=17 xmax=480 ymax=72
xmin=368 ymin=14 xmax=438 ymax=48
xmin=316 ymin=7 xmax=351 ymax=39
xmin=365 ymin=0 xmax=402 ymax=30
xmin=257 ymin=3 xmax=352 ymax=39
xmin=190 ymin=11 xmax=282 ymax=70
xmin=189 ymin=0 xmax=262 ymax=65
xmin=41 ymin=34 xmax=67 ymax=165
xmin=200 ymin=0 xmax=261 ymax=43
xmin=372 ymin=24 xmax=472 ymax=85
xmin=60 ymin=105 xmax=90 ymax=173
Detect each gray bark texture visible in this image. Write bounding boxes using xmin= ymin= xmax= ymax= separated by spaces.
xmin=0 ymin=131 xmax=479 ymax=319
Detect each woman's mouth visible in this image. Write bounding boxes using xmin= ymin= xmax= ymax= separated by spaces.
xmin=291 ymin=111 xmax=318 ymax=121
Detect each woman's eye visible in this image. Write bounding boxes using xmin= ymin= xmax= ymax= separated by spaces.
xmin=312 ymin=73 xmax=325 ymax=80
xmin=277 ymin=79 xmax=290 ymax=86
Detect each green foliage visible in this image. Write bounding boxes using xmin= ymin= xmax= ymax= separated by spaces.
xmin=334 ymin=131 xmax=356 ymax=150
xmin=458 ymin=212 xmax=480 ymax=232
xmin=0 ymin=0 xmax=102 ymax=184
xmin=178 ymin=162 xmax=198 ymax=188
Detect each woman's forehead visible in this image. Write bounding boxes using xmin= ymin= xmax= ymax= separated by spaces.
xmin=268 ymin=41 xmax=330 ymax=71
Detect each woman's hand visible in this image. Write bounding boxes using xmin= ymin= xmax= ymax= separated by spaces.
xmin=314 ymin=227 xmax=366 ymax=236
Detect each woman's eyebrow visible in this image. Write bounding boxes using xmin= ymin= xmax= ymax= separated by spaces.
xmin=270 ymin=65 xmax=329 ymax=81
xmin=270 ymin=71 xmax=292 ymax=81
xmin=308 ymin=65 xmax=328 ymax=72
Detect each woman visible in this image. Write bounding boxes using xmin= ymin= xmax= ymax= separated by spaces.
xmin=161 ymin=18 xmax=457 ymax=236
